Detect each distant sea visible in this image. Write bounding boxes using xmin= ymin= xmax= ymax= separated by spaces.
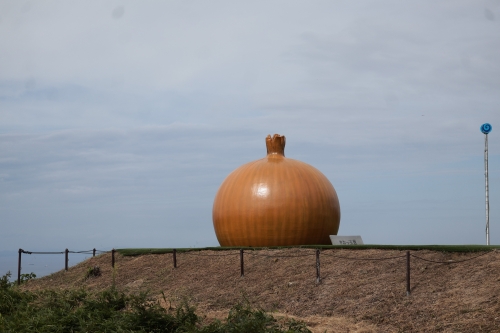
xmin=0 ymin=250 xmax=99 ymax=282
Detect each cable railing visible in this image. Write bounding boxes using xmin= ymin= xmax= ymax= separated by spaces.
xmin=17 ymin=248 xmax=110 ymax=285
xmin=16 ymin=247 xmax=497 ymax=295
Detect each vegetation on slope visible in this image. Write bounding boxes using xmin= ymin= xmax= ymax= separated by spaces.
xmin=0 ymin=272 xmax=310 ymax=333
xmin=16 ymin=248 xmax=500 ymax=332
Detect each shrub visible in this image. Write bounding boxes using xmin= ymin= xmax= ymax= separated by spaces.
xmin=85 ymin=266 xmax=101 ymax=279
xmin=200 ymin=302 xmax=311 ymax=333
xmin=0 ymin=272 xmax=310 ymax=333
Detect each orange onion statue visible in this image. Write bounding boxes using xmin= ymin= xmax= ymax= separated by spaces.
xmin=212 ymin=134 xmax=340 ymax=246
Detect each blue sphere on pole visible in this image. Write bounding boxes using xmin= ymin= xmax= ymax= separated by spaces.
xmin=481 ymin=123 xmax=492 ymax=134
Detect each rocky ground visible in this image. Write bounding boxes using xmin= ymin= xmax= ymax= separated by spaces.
xmin=22 ymin=248 xmax=500 ymax=333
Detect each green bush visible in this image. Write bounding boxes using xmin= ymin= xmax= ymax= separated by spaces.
xmin=0 ymin=272 xmax=310 ymax=333
xmin=20 ymin=272 xmax=37 ymax=283
xmin=85 ymin=266 xmax=102 ymax=279
xmin=199 ymin=302 xmax=311 ymax=333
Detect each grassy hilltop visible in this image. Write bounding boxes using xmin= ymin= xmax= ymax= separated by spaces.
xmin=6 ymin=246 xmax=500 ymax=332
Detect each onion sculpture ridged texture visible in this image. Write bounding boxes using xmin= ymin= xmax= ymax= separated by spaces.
xmin=212 ymin=134 xmax=340 ymax=246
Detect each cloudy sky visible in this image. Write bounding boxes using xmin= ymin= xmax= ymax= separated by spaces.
xmin=1 ymin=0 xmax=500 ymax=255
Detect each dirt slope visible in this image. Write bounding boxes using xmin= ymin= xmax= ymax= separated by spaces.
xmin=22 ymin=248 xmax=500 ymax=333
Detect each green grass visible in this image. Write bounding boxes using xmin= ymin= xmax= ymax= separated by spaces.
xmin=116 ymin=244 xmax=500 ymax=256
xmin=0 ymin=272 xmax=310 ymax=333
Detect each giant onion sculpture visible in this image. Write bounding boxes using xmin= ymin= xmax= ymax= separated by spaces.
xmin=212 ymin=134 xmax=340 ymax=246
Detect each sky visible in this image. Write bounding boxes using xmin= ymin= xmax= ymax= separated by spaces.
xmin=1 ymin=0 xmax=500 ymax=268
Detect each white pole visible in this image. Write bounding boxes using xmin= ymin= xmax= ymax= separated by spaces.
xmin=481 ymin=123 xmax=492 ymax=245
xmin=485 ymin=133 xmax=490 ymax=245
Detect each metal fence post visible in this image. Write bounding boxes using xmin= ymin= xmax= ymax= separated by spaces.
xmin=406 ymin=251 xmax=411 ymax=296
xmin=173 ymin=249 xmax=177 ymax=268
xmin=18 ymin=249 xmax=22 ymax=286
xmin=240 ymin=249 xmax=244 ymax=277
xmin=65 ymin=248 xmax=69 ymax=271
xmin=316 ymin=249 xmax=321 ymax=284
xmin=112 ymin=249 xmax=115 ymax=268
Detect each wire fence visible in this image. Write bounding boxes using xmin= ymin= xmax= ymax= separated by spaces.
xmin=158 ymin=248 xmax=497 ymax=295
xmin=17 ymin=247 xmax=497 ymax=295
xmin=17 ymin=248 xmax=110 ymax=285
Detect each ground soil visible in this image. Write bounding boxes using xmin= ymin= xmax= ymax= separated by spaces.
xmin=22 ymin=248 xmax=500 ymax=333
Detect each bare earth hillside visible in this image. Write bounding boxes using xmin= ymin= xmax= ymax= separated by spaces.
xmin=22 ymin=248 xmax=500 ymax=333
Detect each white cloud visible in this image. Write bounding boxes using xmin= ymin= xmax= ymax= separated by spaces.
xmin=1 ymin=1 xmax=500 ymax=255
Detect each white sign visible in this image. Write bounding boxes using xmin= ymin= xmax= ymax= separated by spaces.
xmin=329 ymin=235 xmax=364 ymax=245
